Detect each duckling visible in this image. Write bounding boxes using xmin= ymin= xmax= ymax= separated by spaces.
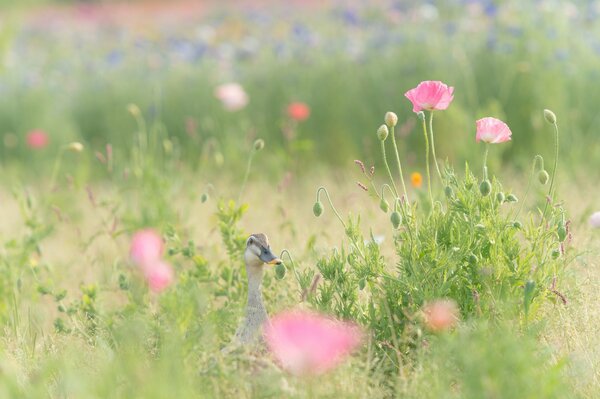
xmin=234 ymin=233 xmax=282 ymax=345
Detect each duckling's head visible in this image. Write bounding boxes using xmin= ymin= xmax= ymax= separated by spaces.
xmin=244 ymin=233 xmax=281 ymax=268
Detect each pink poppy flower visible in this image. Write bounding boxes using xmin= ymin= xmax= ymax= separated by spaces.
xmin=422 ymin=299 xmax=459 ymax=332
xmin=142 ymin=260 xmax=174 ymax=293
xmin=589 ymin=211 xmax=600 ymax=228
xmin=287 ymin=102 xmax=311 ymax=122
xmin=214 ymin=83 xmax=249 ymax=111
xmin=475 ymin=117 xmax=512 ymax=144
xmin=130 ymin=229 xmax=164 ymax=265
xmin=264 ymin=310 xmax=362 ymax=376
xmin=26 ymin=129 xmax=49 ymax=149
xmin=404 ymin=81 xmax=454 ymax=113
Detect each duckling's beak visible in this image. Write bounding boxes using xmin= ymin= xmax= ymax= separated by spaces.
xmin=260 ymin=248 xmax=282 ymax=265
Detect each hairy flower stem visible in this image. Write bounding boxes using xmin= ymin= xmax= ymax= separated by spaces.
xmin=389 ymin=125 xmax=409 ymax=203
xmin=420 ymin=118 xmax=434 ymax=208
xmin=482 ymin=143 xmax=490 ymax=180
xmin=279 ymin=249 xmax=301 ymax=289
xmin=237 ymin=149 xmax=256 ymax=204
xmin=428 ymin=111 xmax=443 ymax=181
xmin=316 ymin=187 xmax=365 ymax=259
xmin=380 ymin=141 xmax=399 ymax=198
xmin=541 ymin=122 xmax=560 ymax=222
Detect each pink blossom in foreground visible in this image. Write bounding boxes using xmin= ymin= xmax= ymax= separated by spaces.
xmin=475 ymin=117 xmax=512 ymax=144
xmin=422 ymin=299 xmax=460 ymax=332
xmin=26 ymin=129 xmax=49 ymax=149
xmin=142 ymin=260 xmax=174 ymax=293
xmin=130 ymin=229 xmax=164 ymax=265
xmin=404 ymin=80 xmax=454 ymax=113
xmin=214 ymin=83 xmax=249 ymax=111
xmin=264 ymin=310 xmax=362 ymax=375
xmin=287 ymin=102 xmax=311 ymax=122
xmin=590 ymin=212 xmax=600 ymax=228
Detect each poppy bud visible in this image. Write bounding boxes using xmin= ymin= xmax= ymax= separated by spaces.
xmin=417 ymin=111 xmax=425 ymax=121
xmin=444 ymin=186 xmax=454 ymax=198
xmin=200 ymin=193 xmax=209 ymax=203
xmin=506 ymin=194 xmax=518 ymax=203
xmin=496 ymin=192 xmax=505 ymax=203
xmin=551 ymin=249 xmax=560 ymax=259
xmin=557 ymin=223 xmax=567 ymax=242
xmin=253 ymin=139 xmax=265 ymax=151
xmin=377 ymin=124 xmax=389 ymax=141
xmin=384 ymin=112 xmax=398 ymax=128
xmin=67 ymin=142 xmax=84 ymax=153
xmin=513 ymin=221 xmax=522 ymax=229
xmin=543 ymin=109 xmax=557 ymax=124
xmin=313 ymin=201 xmax=324 ymax=217
xmin=390 ymin=211 xmax=402 ymax=229
xmin=479 ymin=180 xmax=491 ymax=196
xmin=538 ymin=170 xmax=549 ymax=185
xmin=379 ymin=198 xmax=390 ymax=213
xmin=358 ymin=278 xmax=366 ymax=290
xmin=275 ymin=263 xmax=286 ymax=279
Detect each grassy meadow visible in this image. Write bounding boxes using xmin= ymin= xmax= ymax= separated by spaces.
xmin=0 ymin=0 xmax=600 ymax=398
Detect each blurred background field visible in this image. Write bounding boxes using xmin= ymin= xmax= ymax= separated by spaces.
xmin=0 ymin=1 xmax=599 ymax=398
xmin=0 ymin=0 xmax=599 ymax=179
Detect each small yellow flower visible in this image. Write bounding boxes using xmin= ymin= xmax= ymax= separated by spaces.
xmin=411 ymin=172 xmax=423 ymax=188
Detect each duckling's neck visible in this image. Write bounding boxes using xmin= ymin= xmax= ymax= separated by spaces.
xmin=246 ymin=264 xmax=266 ymax=313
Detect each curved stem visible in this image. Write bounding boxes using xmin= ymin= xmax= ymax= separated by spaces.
xmin=316 ymin=186 xmax=365 ymax=259
xmin=389 ymin=125 xmax=409 ymax=202
xmin=540 ymin=122 xmax=560 ymax=224
xmin=279 ymin=249 xmax=301 ymax=286
xmin=428 ymin=111 xmax=443 ymax=181
xmin=237 ymin=150 xmax=256 ymax=204
xmin=420 ymin=117 xmax=433 ymax=208
xmin=380 ymin=140 xmax=399 ymax=198
xmin=316 ymin=187 xmax=347 ymax=230
xmin=380 ymin=183 xmax=397 ymax=203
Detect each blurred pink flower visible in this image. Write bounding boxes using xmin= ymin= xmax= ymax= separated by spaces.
xmin=404 ymin=81 xmax=454 ymax=113
xmin=422 ymin=299 xmax=459 ymax=332
xmin=214 ymin=83 xmax=249 ymax=111
xmin=26 ymin=129 xmax=49 ymax=149
xmin=130 ymin=229 xmax=164 ymax=265
xmin=142 ymin=260 xmax=174 ymax=293
xmin=589 ymin=212 xmax=600 ymax=228
xmin=475 ymin=117 xmax=512 ymax=144
xmin=264 ymin=310 xmax=362 ymax=376
xmin=287 ymin=102 xmax=311 ymax=122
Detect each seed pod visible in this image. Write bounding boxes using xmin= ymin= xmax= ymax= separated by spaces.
xmin=551 ymin=249 xmax=560 ymax=259
xmin=444 ymin=186 xmax=454 ymax=198
xmin=468 ymin=254 xmax=478 ymax=265
xmin=379 ymin=198 xmax=390 ymax=213
xmin=496 ymin=192 xmax=505 ymax=203
xmin=275 ymin=263 xmax=286 ymax=279
xmin=538 ymin=170 xmax=549 ymax=185
xmin=417 ymin=111 xmax=425 ymax=121
xmin=390 ymin=211 xmax=402 ymax=229
xmin=200 ymin=193 xmax=209 ymax=203
xmin=506 ymin=194 xmax=518 ymax=203
xmin=313 ymin=201 xmax=324 ymax=217
xmin=479 ymin=180 xmax=491 ymax=196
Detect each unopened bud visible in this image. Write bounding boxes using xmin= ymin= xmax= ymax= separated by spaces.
xmin=513 ymin=221 xmax=522 ymax=229
xmin=384 ymin=112 xmax=398 ymax=128
xmin=377 ymin=124 xmax=389 ymax=141
xmin=538 ymin=170 xmax=549 ymax=185
xmin=253 ymin=139 xmax=265 ymax=151
xmin=67 ymin=142 xmax=84 ymax=153
xmin=444 ymin=186 xmax=454 ymax=198
xmin=506 ymin=194 xmax=518 ymax=203
xmin=313 ymin=201 xmax=324 ymax=217
xmin=379 ymin=198 xmax=390 ymax=213
xmin=417 ymin=111 xmax=425 ymax=121
xmin=557 ymin=222 xmax=567 ymax=242
xmin=479 ymin=180 xmax=491 ymax=196
xmin=358 ymin=278 xmax=366 ymax=290
xmin=390 ymin=211 xmax=402 ymax=229
xmin=543 ymin=109 xmax=557 ymax=124
xmin=496 ymin=192 xmax=505 ymax=203
xmin=275 ymin=263 xmax=286 ymax=279
xmin=200 ymin=193 xmax=209 ymax=203
xmin=551 ymin=249 xmax=560 ymax=259
xmin=127 ymin=104 xmax=141 ymax=117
